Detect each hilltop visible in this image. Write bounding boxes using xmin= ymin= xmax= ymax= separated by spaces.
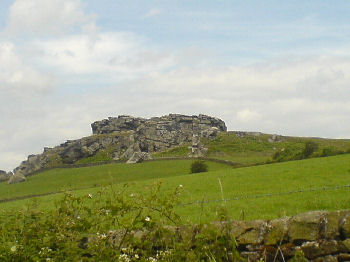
xmin=2 ymin=113 xmax=350 ymax=184
xmin=4 ymin=114 xmax=225 ymax=181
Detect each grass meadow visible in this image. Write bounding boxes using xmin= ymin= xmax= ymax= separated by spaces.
xmin=1 ymin=154 xmax=350 ymax=223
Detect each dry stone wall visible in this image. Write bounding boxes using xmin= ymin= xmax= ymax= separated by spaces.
xmin=116 ymin=210 xmax=350 ymax=261
xmin=228 ymin=210 xmax=350 ymax=261
xmin=204 ymin=210 xmax=350 ymax=261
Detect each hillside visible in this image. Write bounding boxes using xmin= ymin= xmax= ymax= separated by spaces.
xmin=3 ymin=114 xmax=350 ymax=186
xmin=1 ymin=154 xmax=350 ymax=222
xmin=155 ymin=131 xmax=350 ymax=165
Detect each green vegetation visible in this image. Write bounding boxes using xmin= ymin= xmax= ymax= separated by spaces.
xmin=2 ymin=154 xmax=350 ymax=222
xmin=190 ymin=160 xmax=208 ymax=173
xmin=2 ymin=132 xmax=350 ymax=260
xmin=202 ymin=132 xmax=350 ymax=165
xmin=75 ymin=148 xmax=114 ymax=164
xmin=0 ymin=160 xmax=230 ymax=201
xmin=44 ymin=154 xmax=63 ymax=168
xmin=152 ymin=145 xmax=191 ymax=158
xmin=0 ymin=183 xmax=241 ymax=261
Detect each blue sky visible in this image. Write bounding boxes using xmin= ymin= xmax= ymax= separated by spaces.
xmin=1 ymin=0 xmax=350 ymax=171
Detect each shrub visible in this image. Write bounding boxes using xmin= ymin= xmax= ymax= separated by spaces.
xmin=190 ymin=160 xmax=208 ymax=173
xmin=301 ymin=141 xmax=318 ymax=158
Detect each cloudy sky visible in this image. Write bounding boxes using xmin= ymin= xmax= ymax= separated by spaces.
xmin=1 ymin=0 xmax=350 ymax=171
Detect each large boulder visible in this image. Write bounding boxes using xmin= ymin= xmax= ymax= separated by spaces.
xmin=0 ymin=170 xmax=10 ymax=182
xmin=126 ymin=152 xmax=153 ymax=164
xmin=8 ymin=173 xmax=26 ymax=184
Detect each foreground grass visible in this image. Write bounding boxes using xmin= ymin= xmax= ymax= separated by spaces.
xmin=2 ymin=154 xmax=350 ymax=223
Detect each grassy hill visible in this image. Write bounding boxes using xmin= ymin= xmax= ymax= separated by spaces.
xmin=153 ymin=131 xmax=350 ymax=165
xmin=1 ymin=154 xmax=350 ymax=223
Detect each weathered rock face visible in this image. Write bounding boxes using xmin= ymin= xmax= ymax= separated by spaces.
xmin=91 ymin=114 xmax=226 ymax=135
xmin=8 ymin=173 xmax=26 ymax=184
xmin=12 ymin=114 xmax=226 ymax=177
xmin=0 ymin=170 xmax=10 ymax=182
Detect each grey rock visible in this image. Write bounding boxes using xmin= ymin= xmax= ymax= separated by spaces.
xmin=289 ymin=211 xmax=327 ymax=243
xmin=8 ymin=173 xmax=26 ymax=184
xmin=127 ymin=152 xmax=152 ymax=164
xmin=340 ymin=213 xmax=350 ymax=239
xmin=0 ymin=170 xmax=11 ymax=182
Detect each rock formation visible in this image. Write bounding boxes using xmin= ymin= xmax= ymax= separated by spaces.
xmin=0 ymin=170 xmax=11 ymax=182
xmin=11 ymin=114 xmax=226 ymax=178
xmin=8 ymin=173 xmax=26 ymax=184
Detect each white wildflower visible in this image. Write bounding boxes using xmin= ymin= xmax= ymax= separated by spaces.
xmin=130 ymin=193 xmax=134 ymax=197
xmin=118 ymin=253 xmax=131 ymax=262
xmin=145 ymin=216 xmax=151 ymax=222
xmin=10 ymin=246 xmax=17 ymax=252
xmin=135 ymin=254 xmax=139 ymax=258
xmin=179 ymin=184 xmax=183 ymax=188
xmin=88 ymin=193 xmax=93 ymax=198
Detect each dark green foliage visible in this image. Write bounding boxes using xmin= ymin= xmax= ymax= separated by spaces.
xmin=190 ymin=160 xmax=208 ymax=173
xmin=301 ymin=141 xmax=318 ymax=158
xmin=321 ymin=147 xmax=344 ymax=157
xmin=272 ymin=146 xmax=302 ymax=162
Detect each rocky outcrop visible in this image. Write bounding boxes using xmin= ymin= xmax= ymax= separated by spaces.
xmin=11 ymin=114 xmax=226 ymax=177
xmin=0 ymin=170 xmax=11 ymax=182
xmin=8 ymin=173 xmax=26 ymax=184
xmin=91 ymin=114 xmax=226 ymax=135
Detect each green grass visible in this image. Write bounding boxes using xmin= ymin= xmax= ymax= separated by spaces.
xmin=152 ymin=145 xmax=191 ymax=158
xmin=0 ymin=160 xmax=231 ymax=201
xmin=2 ymin=155 xmax=350 ymax=223
xmin=202 ymin=132 xmax=350 ymax=165
xmin=74 ymin=149 xmax=113 ymax=164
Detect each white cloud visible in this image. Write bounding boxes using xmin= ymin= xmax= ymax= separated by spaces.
xmin=34 ymin=32 xmax=174 ymax=76
xmin=237 ymin=109 xmax=261 ymax=123
xmin=143 ymin=8 xmax=162 ymax=18
xmin=0 ymin=42 xmax=53 ymax=93
xmin=6 ymin=0 xmax=95 ymax=36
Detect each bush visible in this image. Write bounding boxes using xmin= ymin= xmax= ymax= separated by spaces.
xmin=301 ymin=141 xmax=318 ymax=158
xmin=190 ymin=160 xmax=208 ymax=173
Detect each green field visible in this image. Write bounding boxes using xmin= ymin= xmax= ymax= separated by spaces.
xmin=2 ymin=154 xmax=350 ymax=222
xmin=151 ymin=132 xmax=350 ymax=166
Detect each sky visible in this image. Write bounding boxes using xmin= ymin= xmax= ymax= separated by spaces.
xmin=1 ymin=0 xmax=350 ymax=171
